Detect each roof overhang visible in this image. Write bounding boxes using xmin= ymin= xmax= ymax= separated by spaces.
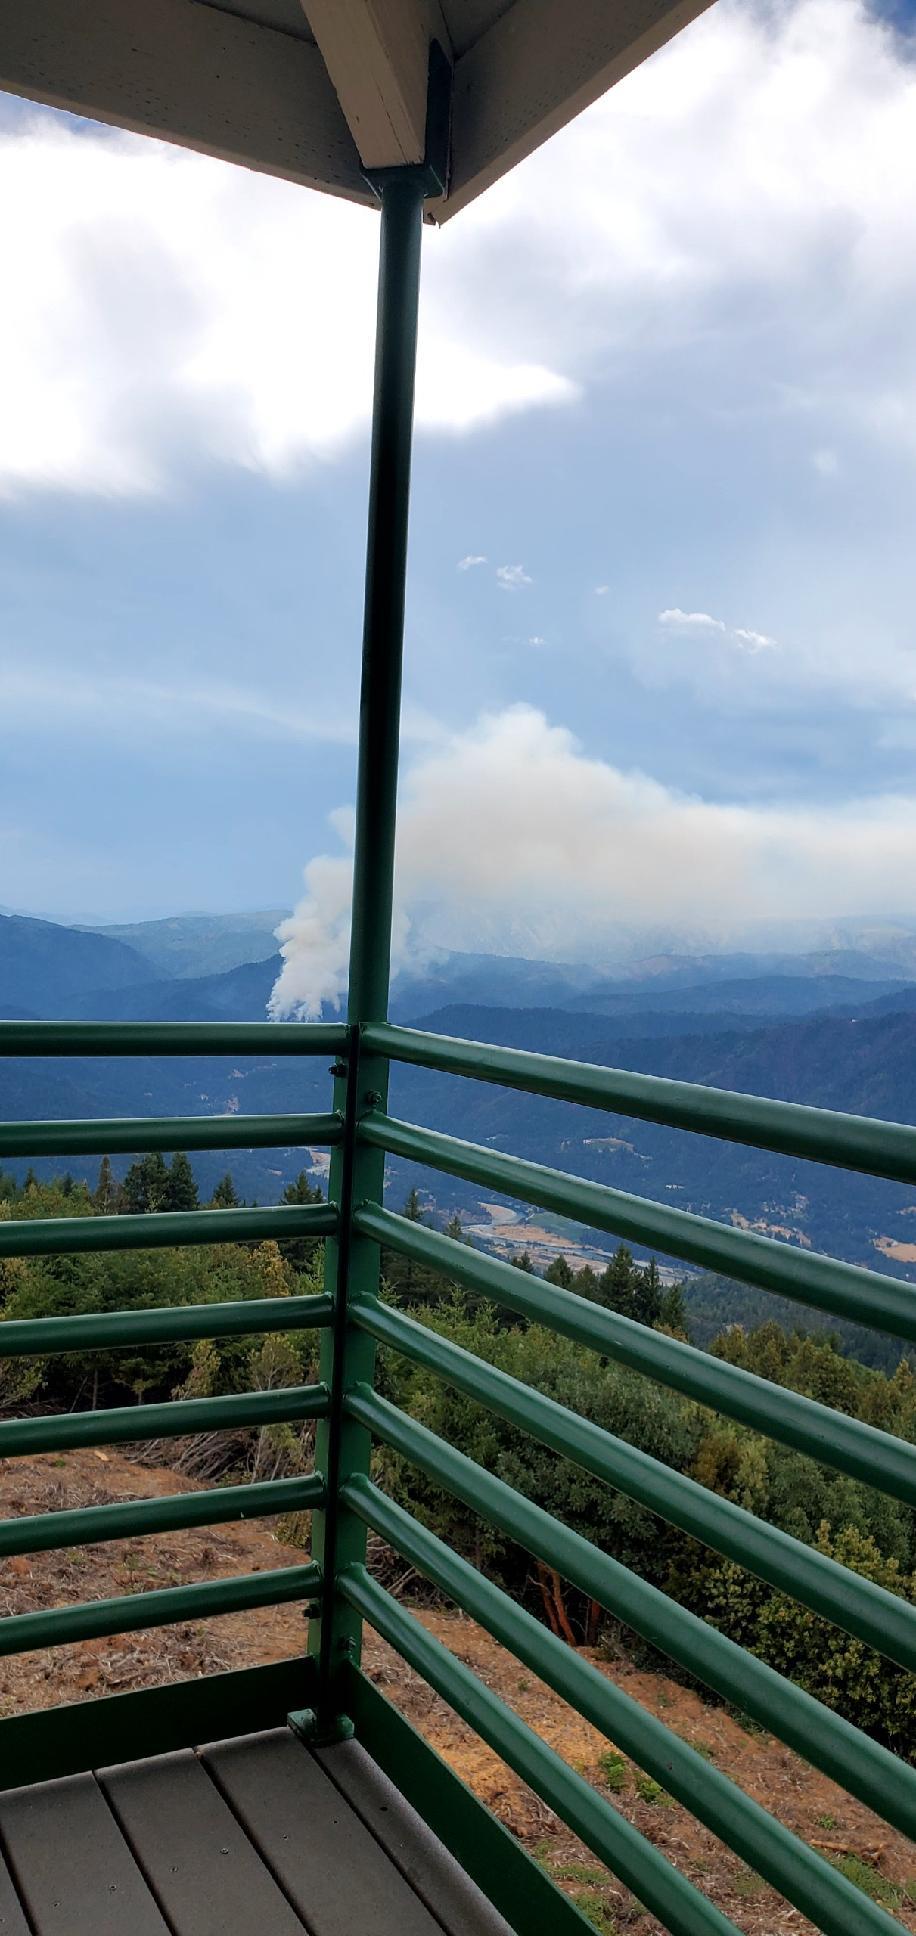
xmin=0 ymin=0 xmax=713 ymax=220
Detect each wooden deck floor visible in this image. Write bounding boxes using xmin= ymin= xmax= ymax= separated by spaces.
xmin=0 ymin=1726 xmax=514 ymax=1936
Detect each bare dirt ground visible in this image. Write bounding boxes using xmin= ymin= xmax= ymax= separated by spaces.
xmin=1 ymin=1446 xmax=915 ymax=1935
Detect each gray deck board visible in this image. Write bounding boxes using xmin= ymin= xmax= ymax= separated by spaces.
xmin=318 ymin=1739 xmax=515 ymax=1936
xmin=203 ymin=1728 xmax=446 ymax=1936
xmin=0 ymin=1853 xmax=31 ymax=1936
xmin=0 ymin=1723 xmax=510 ymax=1936
xmin=0 ymin=1770 xmax=171 ymax=1936
xmin=100 ymin=1747 xmax=308 ymax=1936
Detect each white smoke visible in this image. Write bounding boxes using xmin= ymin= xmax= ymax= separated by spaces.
xmin=269 ymin=706 xmax=916 ymax=1015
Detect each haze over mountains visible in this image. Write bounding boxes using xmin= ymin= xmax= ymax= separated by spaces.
xmin=4 ymin=907 xmax=916 ymax=1320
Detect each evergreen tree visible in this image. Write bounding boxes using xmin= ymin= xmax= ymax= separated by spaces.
xmin=210 ymin=1172 xmax=240 ymax=1209
xmin=279 ymin=1169 xmax=325 ymax=1272
xmin=163 ymin=1151 xmax=199 ymax=1213
xmin=632 ymin=1257 xmax=663 ymax=1329
xmin=122 ymin=1152 xmax=169 ymax=1215
xmin=446 ymin=1212 xmax=464 ymax=1244
xmin=94 ymin=1156 xmax=118 ymax=1215
xmin=514 ymin=1251 xmax=536 ymax=1274
xmin=659 ymin=1279 xmax=687 ymax=1335
xmin=403 ymin=1188 xmax=423 ymax=1223
xmin=597 ymin=1243 xmax=637 ymax=1317
xmin=545 ymin=1255 xmax=574 ymax=1290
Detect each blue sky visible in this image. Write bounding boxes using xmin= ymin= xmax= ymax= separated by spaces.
xmin=2 ymin=0 xmax=916 ymax=1002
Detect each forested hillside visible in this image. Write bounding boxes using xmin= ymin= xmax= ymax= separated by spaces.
xmin=4 ymin=1164 xmax=916 ymax=1771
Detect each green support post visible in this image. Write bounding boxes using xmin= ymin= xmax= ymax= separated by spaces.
xmin=307 ymin=168 xmax=428 ymax=1737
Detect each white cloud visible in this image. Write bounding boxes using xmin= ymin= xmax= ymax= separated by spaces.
xmin=270 ymin=704 xmax=916 ymax=1014
xmin=528 ymin=635 xmax=546 ymax=646
xmin=659 ymin=609 xmax=777 ymax=652
xmin=457 ymin=554 xmax=488 ymax=570
xmin=594 ymin=585 xmax=610 ymax=597
xmin=659 ymin=609 xmax=726 ymax=632
xmin=0 ymin=117 xmax=575 ymax=496
xmin=1 ymin=0 xmax=915 ymax=500
xmin=733 ymin=627 xmax=777 ymax=652
xmin=496 ymin=564 xmax=533 ymax=590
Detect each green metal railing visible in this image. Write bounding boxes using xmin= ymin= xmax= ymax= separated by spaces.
xmin=4 ymin=169 xmax=916 ymax=1936
xmin=0 ymin=1018 xmax=337 ymax=1669
xmin=334 ymin=1022 xmax=916 ymax=1936
xmin=5 ymin=1013 xmax=916 ymax=1935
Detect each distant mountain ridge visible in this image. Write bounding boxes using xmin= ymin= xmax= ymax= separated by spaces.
xmin=4 ymin=909 xmax=916 ymax=1295
xmin=0 ymin=913 xmax=151 ymax=1017
xmin=86 ymin=910 xmax=286 ymax=979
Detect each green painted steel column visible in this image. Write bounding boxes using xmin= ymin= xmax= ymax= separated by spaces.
xmin=309 ymin=170 xmax=427 ymax=1733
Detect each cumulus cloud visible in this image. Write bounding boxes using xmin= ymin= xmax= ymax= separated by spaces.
xmin=496 ymin=564 xmax=533 ymax=590
xmin=733 ymin=627 xmax=777 ymax=652
xmin=659 ymin=609 xmax=727 ymax=632
xmin=269 ymin=704 xmax=916 ymax=1015
xmin=659 ymin=609 xmax=777 ymax=652
xmin=5 ymin=0 xmax=912 ymax=501
xmin=0 ymin=117 xmax=575 ymax=496
xmin=458 ymin=554 xmax=488 ymax=570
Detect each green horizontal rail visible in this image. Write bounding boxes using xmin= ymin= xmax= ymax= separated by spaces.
xmin=0 ymin=1112 xmax=342 ymax=1159
xmin=358 ymin=1206 xmax=916 ymax=1507
xmin=368 ymin=1021 xmax=916 ymax=1186
xmin=0 ymin=1562 xmax=321 ymax=1658
xmin=346 ymin=1478 xmax=899 ymax=1936
xmin=0 ymin=1292 xmax=333 ymax=1361
xmin=0 ymin=1381 xmax=328 ymax=1458
xmin=0 ymin=1020 xmax=347 ymax=1058
xmin=0 ymin=1201 xmax=336 ymax=1261
xmin=341 ymin=1564 xmax=741 ymax=1936
xmin=345 ymin=1389 xmax=916 ymax=1841
xmin=349 ymin=1318 xmax=916 ymax=1672
xmin=362 ymin=1113 xmax=916 ymax=1342
xmin=0 ymin=1473 xmax=325 ymax=1558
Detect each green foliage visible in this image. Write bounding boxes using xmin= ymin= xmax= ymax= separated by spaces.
xmin=598 ymin=1750 xmax=629 ymax=1792
xmin=279 ymin=1169 xmax=325 ymax=1272
xmin=210 ymin=1173 xmax=241 ymax=1209
xmin=162 ymin=1150 xmax=199 ymax=1212
xmin=828 ymin=1853 xmax=907 ymax=1910
xmin=633 ymin=1775 xmax=670 ymax=1805
xmin=122 ymin=1152 xmax=170 ymax=1214
xmin=0 ymin=1165 xmax=324 ymax=1414
xmin=8 ymin=1165 xmax=916 ymax=1759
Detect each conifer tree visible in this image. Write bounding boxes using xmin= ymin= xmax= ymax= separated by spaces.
xmin=279 ymin=1168 xmax=324 ymax=1271
xmin=163 ymin=1151 xmax=199 ymax=1212
xmin=545 ymin=1254 xmax=574 ymax=1289
xmin=122 ymin=1152 xmax=169 ymax=1214
xmin=94 ymin=1155 xmax=118 ymax=1214
xmin=210 ymin=1172 xmax=240 ymax=1209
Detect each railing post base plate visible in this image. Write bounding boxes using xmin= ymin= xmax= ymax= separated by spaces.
xmin=288 ymin=1706 xmax=356 ymax=1747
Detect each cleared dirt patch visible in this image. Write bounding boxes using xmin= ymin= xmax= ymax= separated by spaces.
xmin=1 ymin=1446 xmax=915 ymax=1934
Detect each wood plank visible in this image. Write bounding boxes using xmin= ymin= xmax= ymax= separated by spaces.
xmin=302 ymin=0 xmax=452 ymax=169
xmin=318 ymin=1738 xmax=515 ymax=1936
xmin=438 ymin=0 xmax=714 ymax=219
xmin=100 ymin=1748 xmax=307 ymax=1936
xmin=0 ymin=0 xmax=371 ymax=205
xmin=0 ymin=1772 xmax=170 ymax=1936
xmin=0 ymin=1853 xmax=31 ymax=1936
xmin=203 ymin=1728 xmax=444 ymax=1936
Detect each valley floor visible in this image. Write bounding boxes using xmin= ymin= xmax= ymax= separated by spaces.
xmin=1 ymin=1447 xmax=913 ymax=1935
